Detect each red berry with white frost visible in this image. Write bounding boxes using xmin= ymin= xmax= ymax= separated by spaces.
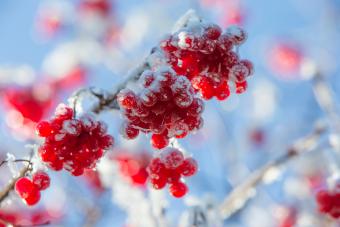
xmin=32 ymin=171 xmax=50 ymax=190
xmin=36 ymin=104 xmax=114 ymax=176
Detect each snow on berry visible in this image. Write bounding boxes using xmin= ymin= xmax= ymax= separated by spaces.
xmin=147 ymin=148 xmax=198 ymax=198
xmin=118 ymin=67 xmax=204 ymax=149
xmin=315 ymin=184 xmax=340 ymax=219
xmin=160 ymin=19 xmax=253 ymax=100
xmin=32 ymin=171 xmax=51 ymax=191
xmin=15 ymin=177 xmax=41 ymax=206
xmin=36 ymin=104 xmax=114 ymax=176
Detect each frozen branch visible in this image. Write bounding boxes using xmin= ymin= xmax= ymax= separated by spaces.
xmin=70 ymin=9 xmax=200 ymax=115
xmin=311 ymin=72 xmax=340 ymax=132
xmin=219 ymin=122 xmax=328 ymax=219
xmin=0 ymin=162 xmax=32 ymax=205
xmin=0 ymin=152 xmax=34 ymax=206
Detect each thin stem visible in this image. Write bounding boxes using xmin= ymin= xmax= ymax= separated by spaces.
xmin=311 ymin=72 xmax=340 ymax=132
xmin=219 ymin=122 xmax=327 ymax=219
xmin=0 ymin=159 xmax=31 ymax=168
xmin=0 ymin=152 xmax=34 ymax=205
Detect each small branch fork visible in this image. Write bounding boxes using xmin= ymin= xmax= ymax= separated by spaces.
xmin=219 ymin=122 xmax=328 ymax=219
xmin=0 ymin=154 xmax=34 ymax=205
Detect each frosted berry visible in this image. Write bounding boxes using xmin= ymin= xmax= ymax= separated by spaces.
xmin=15 ymin=177 xmax=41 ymax=206
xmin=177 ymin=157 xmax=198 ymax=177
xmin=37 ymin=104 xmax=114 ymax=176
xmin=32 ymin=171 xmax=50 ymax=191
xmin=169 ymin=181 xmax=188 ymax=198
xmin=117 ymin=89 xmax=138 ymax=109
xmin=121 ymin=123 xmax=139 ymax=139
xmin=160 ymin=148 xmax=184 ymax=169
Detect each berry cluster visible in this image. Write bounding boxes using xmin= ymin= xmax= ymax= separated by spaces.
xmin=115 ymin=152 xmax=150 ymax=186
xmin=147 ymin=148 xmax=198 ymax=198
xmin=316 ymin=185 xmax=340 ymax=219
xmin=36 ymin=104 xmax=114 ymax=176
xmin=14 ymin=171 xmax=50 ymax=206
xmin=160 ymin=23 xmax=253 ymax=100
xmin=118 ymin=67 xmax=204 ymax=149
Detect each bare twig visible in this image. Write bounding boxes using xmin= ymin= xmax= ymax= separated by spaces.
xmin=311 ymin=72 xmax=340 ymax=132
xmin=0 ymin=159 xmax=31 ymax=168
xmin=219 ymin=122 xmax=327 ymax=219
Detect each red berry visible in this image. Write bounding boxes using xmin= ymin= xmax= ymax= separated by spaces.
xmin=160 ymin=148 xmax=184 ymax=169
xmin=32 ymin=171 xmax=50 ymax=190
xmin=177 ymin=158 xmax=198 ymax=177
xmin=24 ymin=188 xmax=41 ymax=206
xmin=36 ymin=121 xmax=53 ymax=137
xmin=121 ymin=123 xmax=139 ymax=139
xmin=235 ymin=81 xmax=248 ymax=94
xmin=204 ymin=24 xmax=222 ymax=40
xmin=150 ymin=176 xmax=167 ymax=190
xmin=169 ymin=181 xmax=188 ymax=198
xmin=117 ymin=89 xmax=138 ymax=109
xmin=151 ymin=134 xmax=169 ymax=149
xmin=15 ymin=177 xmax=41 ymax=206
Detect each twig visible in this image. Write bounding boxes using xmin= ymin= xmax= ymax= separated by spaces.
xmin=0 ymin=163 xmax=32 ymax=205
xmin=0 ymin=151 xmax=34 ymax=206
xmin=0 ymin=159 xmax=31 ymax=168
xmin=219 ymin=122 xmax=327 ymax=219
xmin=311 ymin=72 xmax=340 ymax=132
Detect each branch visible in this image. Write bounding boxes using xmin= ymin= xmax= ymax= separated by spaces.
xmin=0 ymin=162 xmax=32 ymax=205
xmin=0 ymin=159 xmax=31 ymax=168
xmin=311 ymin=72 xmax=340 ymax=132
xmin=219 ymin=122 xmax=327 ymax=219
xmin=0 ymin=151 xmax=34 ymax=206
xmin=72 ymin=10 xmax=200 ymax=115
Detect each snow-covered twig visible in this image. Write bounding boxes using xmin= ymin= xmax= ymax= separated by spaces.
xmin=219 ymin=122 xmax=327 ymax=219
xmin=70 ymin=9 xmax=200 ymax=115
xmin=311 ymin=72 xmax=340 ymax=133
xmin=0 ymin=153 xmax=34 ymax=205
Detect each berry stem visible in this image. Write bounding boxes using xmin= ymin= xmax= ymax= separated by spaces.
xmin=219 ymin=122 xmax=327 ymax=219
